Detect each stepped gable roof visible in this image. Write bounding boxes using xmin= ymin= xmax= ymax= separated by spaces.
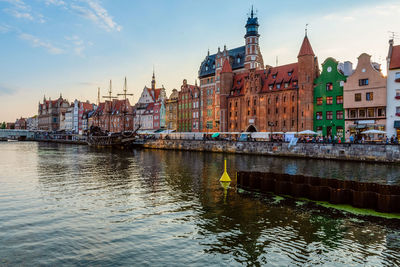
xmin=199 ymin=46 xmax=245 ymax=78
xmin=221 ymin=58 xmax=232 ymax=73
xmin=298 ymin=36 xmax=314 ymax=57
xmin=262 ymin=63 xmax=298 ymax=91
xmin=390 ymin=45 xmax=400 ymax=70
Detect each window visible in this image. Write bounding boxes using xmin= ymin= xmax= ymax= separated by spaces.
xmin=326 ymin=111 xmax=333 ymax=120
xmin=288 ymin=71 xmax=292 ymax=76
xmin=292 ymin=107 xmax=294 ymax=113
xmin=377 ymin=108 xmax=385 ymax=117
xmin=276 ymin=96 xmax=279 ymax=103
xmin=326 ymin=83 xmax=333 ymax=91
xmin=275 ymin=108 xmax=278 ymax=114
xmin=336 ymin=95 xmax=343 ymax=104
xmin=355 ymin=93 xmax=361 ymax=102
xmin=248 ymin=110 xmax=250 ymax=115
xmin=292 ymin=95 xmax=295 ymax=102
xmin=207 ymin=109 xmax=212 ymax=116
xmin=316 ymin=112 xmax=322 ymax=120
xmin=277 ymin=83 xmax=281 ymax=89
xmin=366 ymin=92 xmax=373 ymax=101
xmin=272 ymin=74 xmax=277 ymax=79
xmin=292 ymin=120 xmax=294 ymax=126
xmin=359 ymin=109 xmax=366 ymax=117
xmin=247 ymin=100 xmax=250 ymax=106
xmin=284 ymin=107 xmax=286 ymax=113
xmin=317 ymin=97 xmax=323 ymax=105
xmin=396 ymin=107 xmax=400 ymax=114
xmin=367 ymin=108 xmax=375 ymax=117
xmin=235 ymin=102 xmax=238 ymax=107
xmin=395 ymin=72 xmax=400 ymax=81
xmin=268 ymin=109 xmax=270 ymax=115
xmin=268 ymin=98 xmax=271 ymax=104
xmin=269 ymin=84 xmax=273 ymax=90
xmin=284 ymin=83 xmax=289 ymax=88
xmin=336 ymin=111 xmax=344 ymax=120
xmin=359 ymin=79 xmax=369 ymax=86
xmin=337 ymin=127 xmax=344 ymax=139
xmin=253 ymin=109 xmax=256 ymax=115
xmin=326 ymin=96 xmax=333 ymax=105
xmin=254 ymin=99 xmax=257 ymax=106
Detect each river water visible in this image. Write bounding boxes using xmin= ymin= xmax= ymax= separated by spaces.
xmin=1 ymin=142 xmax=400 ymax=266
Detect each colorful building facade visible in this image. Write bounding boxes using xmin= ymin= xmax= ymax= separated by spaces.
xmin=386 ymin=39 xmax=400 ymax=138
xmin=38 ymin=94 xmax=70 ymax=131
xmin=343 ymin=53 xmax=386 ymax=139
xmin=165 ymin=89 xmax=178 ymax=131
xmin=313 ymin=58 xmax=347 ymax=140
xmin=198 ymin=9 xmax=318 ymax=133
xmin=177 ymin=79 xmax=200 ymax=132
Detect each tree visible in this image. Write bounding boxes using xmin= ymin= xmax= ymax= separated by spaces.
xmin=0 ymin=122 xmax=5 ymax=129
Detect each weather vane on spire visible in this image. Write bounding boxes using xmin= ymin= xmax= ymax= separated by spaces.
xmin=305 ymin=23 xmax=309 ymax=36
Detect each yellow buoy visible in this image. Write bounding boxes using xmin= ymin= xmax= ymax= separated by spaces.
xmin=219 ymin=159 xmax=231 ymax=182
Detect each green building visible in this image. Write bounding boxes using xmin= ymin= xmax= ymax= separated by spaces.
xmin=314 ymin=58 xmax=347 ymax=141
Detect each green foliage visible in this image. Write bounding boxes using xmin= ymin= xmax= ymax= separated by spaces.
xmin=0 ymin=122 xmax=5 ymax=129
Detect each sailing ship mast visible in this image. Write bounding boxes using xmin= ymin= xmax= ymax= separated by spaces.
xmin=102 ymin=80 xmax=117 ymax=132
xmin=117 ymin=77 xmax=133 ymax=132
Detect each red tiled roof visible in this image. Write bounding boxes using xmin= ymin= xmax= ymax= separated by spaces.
xmin=221 ymin=58 xmax=232 ymax=73
xmin=81 ymin=102 xmax=93 ymax=111
xmin=262 ymin=62 xmax=298 ymax=92
xmin=298 ymin=36 xmax=314 ymax=57
xmin=231 ymin=73 xmax=249 ymax=96
xmin=390 ymin=45 xmax=400 ymax=70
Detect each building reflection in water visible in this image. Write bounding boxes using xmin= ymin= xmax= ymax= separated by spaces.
xmin=34 ymin=144 xmax=400 ymax=266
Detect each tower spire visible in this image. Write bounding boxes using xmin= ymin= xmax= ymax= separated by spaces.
xmin=251 ymin=5 xmax=254 ymax=18
xmin=305 ymin=23 xmax=309 ymax=37
xmin=151 ymin=69 xmax=156 ymax=90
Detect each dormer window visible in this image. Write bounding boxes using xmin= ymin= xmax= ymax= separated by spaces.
xmin=288 ymin=71 xmax=293 ymax=76
xmin=284 ymin=83 xmax=289 ymax=88
xmin=213 ymin=64 xmax=215 ymax=69
xmin=205 ymin=66 xmax=208 ymax=71
xmin=272 ymin=74 xmax=277 ymax=79
xmin=276 ymin=83 xmax=281 ymax=89
xmin=268 ymin=84 xmax=273 ymax=90
xmin=237 ymin=58 xmax=241 ymax=63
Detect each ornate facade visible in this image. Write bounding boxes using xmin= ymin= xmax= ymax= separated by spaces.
xmin=198 ymin=8 xmax=318 ymax=133
xmin=177 ymin=79 xmax=200 ymax=132
xmin=38 ymin=94 xmax=70 ymax=131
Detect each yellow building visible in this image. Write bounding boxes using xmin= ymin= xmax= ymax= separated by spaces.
xmin=165 ymin=89 xmax=178 ymax=131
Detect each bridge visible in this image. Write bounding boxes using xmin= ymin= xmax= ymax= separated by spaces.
xmin=0 ymin=129 xmax=41 ymax=140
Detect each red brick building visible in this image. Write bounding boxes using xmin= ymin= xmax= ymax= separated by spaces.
xmin=199 ymin=8 xmax=319 ymax=133
xmin=90 ymin=99 xmax=133 ymax=132
xmin=14 ymin=117 xmax=27 ymax=129
xmin=177 ymin=79 xmax=200 ymax=132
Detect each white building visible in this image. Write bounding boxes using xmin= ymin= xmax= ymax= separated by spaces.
xmin=26 ymin=116 xmax=38 ymax=130
xmin=73 ymin=99 xmax=79 ymax=133
xmin=386 ymin=39 xmax=400 ymax=138
xmin=64 ymin=106 xmax=74 ymax=132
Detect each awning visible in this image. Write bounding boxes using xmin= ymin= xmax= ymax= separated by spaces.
xmin=395 ymin=121 xmax=400 ymax=129
xmin=356 ymin=124 xmax=366 ymax=129
xmin=212 ymin=133 xmax=220 ymax=138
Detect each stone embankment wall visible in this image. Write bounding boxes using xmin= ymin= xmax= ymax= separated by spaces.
xmin=142 ymin=140 xmax=400 ymax=163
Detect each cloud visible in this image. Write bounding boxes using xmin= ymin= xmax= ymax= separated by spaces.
xmin=70 ymin=0 xmax=122 ymax=32
xmin=44 ymin=0 xmax=65 ymax=6
xmin=1 ymin=0 xmax=46 ymax=23
xmin=0 ymin=24 xmax=12 ymax=33
xmin=19 ymin=33 xmax=64 ymax=54
xmin=0 ymin=84 xmax=17 ymax=96
xmin=65 ymin=35 xmax=93 ymax=56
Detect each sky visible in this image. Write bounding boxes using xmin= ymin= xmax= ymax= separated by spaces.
xmin=1 ymin=0 xmax=400 ymax=122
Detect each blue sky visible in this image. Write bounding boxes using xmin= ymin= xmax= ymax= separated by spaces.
xmin=1 ymin=0 xmax=400 ymax=122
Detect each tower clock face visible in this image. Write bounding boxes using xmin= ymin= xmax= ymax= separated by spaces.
xmin=327 ymin=66 xmax=332 ymax=72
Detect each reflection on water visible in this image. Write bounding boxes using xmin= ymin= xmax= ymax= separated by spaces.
xmin=0 ymin=142 xmax=400 ymax=266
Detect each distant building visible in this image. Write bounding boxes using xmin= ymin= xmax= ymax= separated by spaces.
xmin=38 ymin=94 xmax=70 ymax=131
xmin=343 ymin=53 xmax=386 ymax=139
xmin=90 ymin=99 xmax=132 ymax=132
xmin=165 ymin=89 xmax=179 ymax=131
xmin=177 ymin=79 xmax=201 ymax=132
xmin=64 ymin=105 xmax=74 ymax=132
xmin=14 ymin=117 xmax=27 ymax=130
xmin=313 ymin=58 xmax=347 ymax=141
xmin=386 ymin=39 xmax=400 ymax=138
xmin=133 ymin=72 xmax=167 ymax=131
xmin=26 ymin=116 xmax=38 ymax=130
xmin=6 ymin=122 xmax=15 ymax=129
